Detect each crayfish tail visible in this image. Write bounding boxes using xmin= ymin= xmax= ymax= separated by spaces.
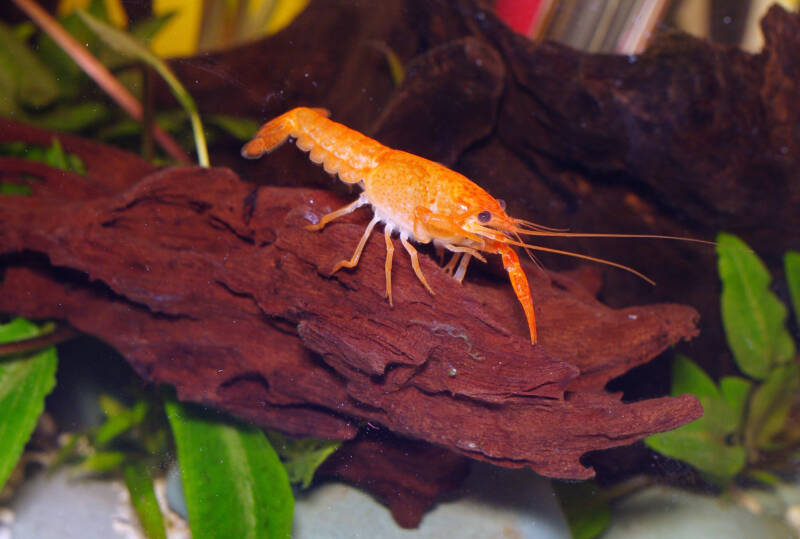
xmin=241 ymin=114 xmax=295 ymax=159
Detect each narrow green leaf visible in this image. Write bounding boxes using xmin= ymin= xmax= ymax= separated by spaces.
xmin=36 ymin=13 xmax=95 ymax=99
xmin=86 ymin=0 xmax=112 ymax=20
xmin=50 ymin=432 xmax=82 ymax=470
xmin=367 ymin=41 xmax=405 ymax=88
xmin=13 ymin=22 xmax=36 ymax=42
xmin=745 ymin=469 xmax=782 ymax=486
xmin=207 ymin=115 xmax=260 ymax=142
xmin=0 ymin=318 xmax=59 ymax=491
xmin=29 ymin=102 xmax=110 ymax=132
xmin=719 ymin=375 xmax=752 ymax=422
xmin=76 ymin=10 xmax=209 ymax=167
xmin=382 ymin=45 xmax=405 ymax=87
xmin=0 ymin=21 xmax=60 ymax=108
xmin=239 ymin=0 xmax=278 ymax=40
xmin=553 ymin=481 xmax=610 ymax=539
xmin=44 ymin=138 xmax=69 ymax=171
xmin=124 ymin=462 xmax=167 ymax=539
xmin=267 ymin=431 xmax=341 ymax=488
xmin=717 ymin=233 xmax=795 ymax=379
xmin=96 ymin=11 xmax=175 ymax=72
xmin=95 ymin=399 xmax=150 ymax=447
xmin=746 ymin=363 xmax=800 ymax=450
xmin=99 ymin=394 xmax=128 ymax=418
xmin=129 ymin=12 xmax=177 ymax=45
xmin=165 ymin=397 xmax=294 ymax=538
xmin=786 ymin=251 xmax=800 ymax=323
xmin=81 ymin=450 xmax=126 ymax=473
xmin=98 ymin=109 xmax=189 ymax=140
xmin=0 ymin=61 xmax=20 ymax=116
xmin=0 ymin=182 xmax=32 ymax=196
xmin=0 ymin=139 xmax=87 ymax=175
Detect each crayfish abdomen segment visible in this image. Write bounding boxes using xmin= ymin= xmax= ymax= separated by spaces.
xmin=242 ymin=107 xmax=389 ymax=185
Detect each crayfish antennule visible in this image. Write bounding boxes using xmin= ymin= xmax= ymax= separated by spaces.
xmin=513 ymin=218 xmax=570 ymax=233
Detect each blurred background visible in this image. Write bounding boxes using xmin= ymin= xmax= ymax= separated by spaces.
xmin=3 ymin=0 xmax=799 ymax=60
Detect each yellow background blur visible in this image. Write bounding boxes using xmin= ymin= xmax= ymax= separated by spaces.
xmin=57 ymin=0 xmax=309 ymax=57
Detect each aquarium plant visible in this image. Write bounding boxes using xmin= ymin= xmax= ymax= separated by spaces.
xmin=646 ymin=233 xmax=800 ymax=485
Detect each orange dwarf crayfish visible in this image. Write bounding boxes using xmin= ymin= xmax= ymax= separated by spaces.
xmin=242 ymin=107 xmax=700 ymax=344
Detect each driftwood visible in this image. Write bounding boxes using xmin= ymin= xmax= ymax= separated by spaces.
xmin=0 ymin=118 xmax=700 ymax=474
xmin=315 ymin=431 xmax=471 ymax=529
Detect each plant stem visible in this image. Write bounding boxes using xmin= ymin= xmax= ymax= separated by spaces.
xmin=0 ymin=324 xmax=78 ymax=356
xmin=10 ymin=0 xmax=191 ymax=164
xmin=141 ymin=65 xmax=154 ymax=162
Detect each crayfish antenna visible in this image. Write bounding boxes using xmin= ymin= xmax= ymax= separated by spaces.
xmin=498 ymin=236 xmax=657 ymax=285
xmin=511 ymin=227 xmax=716 ymax=246
xmin=511 ymin=230 xmax=548 ymax=276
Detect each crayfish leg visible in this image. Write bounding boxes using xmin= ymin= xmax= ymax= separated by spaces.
xmin=443 ymin=252 xmax=462 ymax=275
xmin=400 ymin=235 xmax=434 ymax=295
xmin=306 ymin=194 xmax=368 ymax=231
xmin=453 ymin=253 xmax=472 ymax=283
xmin=384 ymin=225 xmax=395 ymax=305
xmin=332 ymin=216 xmax=380 ymax=274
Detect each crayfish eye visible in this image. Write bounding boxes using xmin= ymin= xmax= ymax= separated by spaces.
xmin=477 ymin=211 xmax=492 ymax=223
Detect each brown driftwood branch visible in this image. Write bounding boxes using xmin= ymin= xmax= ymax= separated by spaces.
xmin=0 ymin=118 xmax=700 ymax=480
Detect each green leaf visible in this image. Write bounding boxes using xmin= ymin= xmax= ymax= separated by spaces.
xmin=786 ymin=251 xmax=800 ymax=323
xmin=98 ymin=109 xmax=188 ymax=140
xmin=267 ymin=431 xmax=341 ymax=488
xmin=670 ymin=355 xmax=720 ymax=400
xmin=76 ymin=10 xmax=209 ymax=167
xmin=13 ymin=22 xmax=36 ymax=42
xmin=0 ymin=182 xmax=32 ymax=196
xmin=553 ymin=481 xmax=610 ymax=539
xmin=85 ymin=0 xmax=112 ymax=20
xmin=99 ymin=394 xmax=127 ymax=418
xmin=0 ymin=61 xmax=21 ymax=117
xmin=745 ymin=469 xmax=782 ymax=486
xmin=0 ymin=139 xmax=86 ymax=175
xmin=746 ymin=363 xmax=800 ymax=450
xmin=0 ymin=318 xmax=59 ymax=491
xmin=165 ymin=397 xmax=294 ymax=538
xmin=28 ymin=102 xmax=110 ymax=132
xmin=645 ymin=356 xmax=746 ymax=481
xmin=646 ymin=398 xmax=746 ymax=481
xmin=35 ymin=13 xmax=95 ymax=99
xmin=95 ymin=398 xmax=150 ymax=447
xmin=44 ymin=138 xmax=69 ymax=171
xmin=124 ymin=462 xmax=167 ymax=539
xmin=0 ymin=21 xmax=60 ymax=109
xmin=206 ymin=115 xmax=260 ymax=142
xmin=719 ymin=375 xmax=752 ymax=423
xmin=81 ymin=450 xmax=126 ymax=473
xmin=50 ymin=432 xmax=82 ymax=470
xmin=129 ymin=12 xmax=177 ymax=45
xmin=717 ymin=233 xmax=795 ymax=379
